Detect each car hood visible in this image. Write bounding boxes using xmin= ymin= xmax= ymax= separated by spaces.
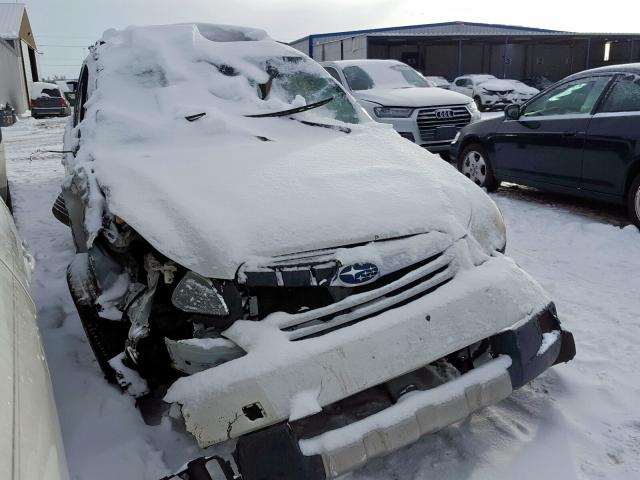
xmin=479 ymin=79 xmax=516 ymax=92
xmin=354 ymin=87 xmax=472 ymax=107
xmin=92 ymin=121 xmax=483 ymax=279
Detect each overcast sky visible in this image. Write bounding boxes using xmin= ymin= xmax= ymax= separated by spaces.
xmin=23 ymin=0 xmax=640 ymax=79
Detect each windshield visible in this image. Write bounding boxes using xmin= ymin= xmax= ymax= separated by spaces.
xmin=253 ymin=57 xmax=362 ymax=124
xmin=343 ymin=63 xmax=430 ymax=90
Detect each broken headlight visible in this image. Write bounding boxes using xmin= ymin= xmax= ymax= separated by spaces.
xmin=172 ymin=271 xmax=229 ymax=316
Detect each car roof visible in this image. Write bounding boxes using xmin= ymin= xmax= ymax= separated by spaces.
xmin=566 ymin=62 xmax=640 ymax=81
xmin=325 ymin=59 xmax=407 ymax=68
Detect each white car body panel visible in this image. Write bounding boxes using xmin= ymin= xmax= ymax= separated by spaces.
xmin=0 ymin=200 xmax=70 ymax=480
xmin=0 ymin=139 xmax=7 ymax=203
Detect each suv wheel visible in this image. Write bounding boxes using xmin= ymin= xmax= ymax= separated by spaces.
xmin=628 ymin=174 xmax=640 ymax=227
xmin=459 ymin=143 xmax=500 ymax=191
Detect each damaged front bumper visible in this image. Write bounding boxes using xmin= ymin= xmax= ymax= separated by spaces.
xmin=164 ymin=237 xmax=575 ymax=466
xmin=168 ymin=301 xmax=575 ymax=480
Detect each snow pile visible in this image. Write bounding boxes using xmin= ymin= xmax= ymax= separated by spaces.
xmin=64 ymin=22 xmax=498 ymax=279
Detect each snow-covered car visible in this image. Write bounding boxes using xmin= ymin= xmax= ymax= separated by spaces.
xmin=451 ymin=74 xmax=517 ymax=111
xmin=0 ymin=198 xmax=70 ymax=480
xmin=57 ymin=23 xmax=575 ymax=480
xmin=522 ymin=75 xmax=554 ymax=91
xmin=424 ymin=75 xmax=451 ymax=89
xmin=505 ymin=79 xmax=540 ymax=105
xmin=321 ymin=60 xmax=480 ymax=153
xmin=30 ymin=82 xmax=71 ymax=119
xmin=0 ymin=126 xmax=7 ymax=205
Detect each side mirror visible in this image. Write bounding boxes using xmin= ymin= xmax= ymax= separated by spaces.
xmin=505 ymin=104 xmax=521 ymax=120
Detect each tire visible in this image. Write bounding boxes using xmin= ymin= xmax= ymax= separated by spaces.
xmin=628 ymin=174 xmax=640 ymax=228
xmin=458 ymin=143 xmax=500 ymax=191
xmin=474 ymin=96 xmax=485 ymax=112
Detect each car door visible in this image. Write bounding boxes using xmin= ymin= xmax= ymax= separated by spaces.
xmin=581 ymin=73 xmax=640 ymax=198
xmin=490 ymin=74 xmax=613 ymax=188
xmin=453 ymin=78 xmax=472 ymax=97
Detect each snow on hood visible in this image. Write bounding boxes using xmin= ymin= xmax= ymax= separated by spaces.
xmin=478 ymin=79 xmax=516 ymax=92
xmin=354 ymin=87 xmax=472 ymax=107
xmin=505 ymin=80 xmax=540 ymax=95
xmin=64 ymin=23 xmax=492 ymax=279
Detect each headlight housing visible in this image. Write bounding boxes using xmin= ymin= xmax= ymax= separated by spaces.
xmin=466 ymin=101 xmax=481 ymax=123
xmin=374 ymin=107 xmax=414 ymax=118
xmin=172 ymin=271 xmax=229 ymax=316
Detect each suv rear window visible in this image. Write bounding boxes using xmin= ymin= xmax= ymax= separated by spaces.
xmin=41 ymin=88 xmax=62 ymax=98
xmin=600 ymin=74 xmax=640 ymax=113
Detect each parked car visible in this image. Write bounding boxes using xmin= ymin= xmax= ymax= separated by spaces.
xmin=451 ymin=63 xmax=640 ymax=226
xmin=424 ymin=75 xmax=451 ymax=89
xmin=30 ymin=82 xmax=71 ymax=119
xmin=59 ymin=23 xmax=574 ymax=480
xmin=522 ymin=75 xmax=554 ymax=91
xmin=505 ymin=79 xmax=540 ymax=105
xmin=0 ymin=126 xmax=7 ymax=206
xmin=55 ymin=80 xmax=79 ymax=107
xmin=0 ymin=197 xmax=70 ymax=480
xmin=451 ymin=74 xmax=517 ymax=111
xmin=321 ymin=60 xmax=480 ymax=153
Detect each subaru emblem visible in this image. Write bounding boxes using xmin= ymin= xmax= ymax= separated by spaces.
xmin=338 ymin=263 xmax=380 ymax=285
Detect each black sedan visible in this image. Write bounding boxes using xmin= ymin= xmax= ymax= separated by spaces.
xmin=451 ymin=63 xmax=640 ymax=226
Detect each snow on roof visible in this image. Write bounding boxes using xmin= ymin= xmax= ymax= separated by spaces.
xmin=0 ymin=3 xmax=24 ymax=39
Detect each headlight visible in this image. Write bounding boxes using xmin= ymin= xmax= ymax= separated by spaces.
xmin=373 ymin=107 xmax=414 ymax=118
xmin=466 ymin=101 xmax=481 ymax=123
xmin=467 ymin=193 xmax=507 ymax=254
xmin=172 ymin=271 xmax=229 ymax=316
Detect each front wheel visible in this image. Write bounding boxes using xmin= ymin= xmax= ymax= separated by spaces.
xmin=458 ymin=143 xmax=500 ymax=191
xmin=628 ymin=174 xmax=640 ymax=227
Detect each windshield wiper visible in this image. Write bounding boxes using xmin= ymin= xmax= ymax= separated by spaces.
xmin=245 ymin=97 xmax=333 ymax=118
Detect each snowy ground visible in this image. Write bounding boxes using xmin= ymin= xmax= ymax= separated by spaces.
xmin=4 ymin=116 xmax=640 ymax=480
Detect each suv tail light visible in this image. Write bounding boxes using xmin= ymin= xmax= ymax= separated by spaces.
xmin=59 ymin=98 xmax=66 ymax=106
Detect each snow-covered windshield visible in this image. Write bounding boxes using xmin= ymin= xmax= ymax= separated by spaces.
xmin=343 ymin=62 xmax=430 ymax=90
xmin=253 ymin=56 xmax=361 ymax=124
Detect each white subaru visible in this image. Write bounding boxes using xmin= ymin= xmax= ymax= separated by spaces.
xmin=58 ymin=23 xmax=575 ymax=480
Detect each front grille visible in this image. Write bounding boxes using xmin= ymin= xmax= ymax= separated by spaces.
xmin=416 ymin=105 xmax=471 ymax=144
xmin=273 ymin=249 xmax=455 ymax=341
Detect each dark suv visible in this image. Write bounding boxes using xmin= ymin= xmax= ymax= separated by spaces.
xmin=451 ymin=63 xmax=640 ymax=226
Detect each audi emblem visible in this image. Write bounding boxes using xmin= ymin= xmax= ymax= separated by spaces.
xmin=435 ymin=109 xmax=455 ymax=119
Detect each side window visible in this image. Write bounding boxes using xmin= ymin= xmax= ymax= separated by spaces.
xmin=523 ymin=76 xmax=611 ymax=117
xmin=323 ymin=67 xmax=343 ymax=86
xmin=599 ymin=74 xmax=640 ymax=113
xmin=74 ymin=67 xmax=89 ymax=126
xmin=455 ymin=78 xmax=467 ymax=87
xmin=342 ymin=66 xmax=374 ymax=91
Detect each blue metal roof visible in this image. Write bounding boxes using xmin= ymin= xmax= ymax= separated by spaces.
xmin=290 ymin=21 xmax=567 ymax=45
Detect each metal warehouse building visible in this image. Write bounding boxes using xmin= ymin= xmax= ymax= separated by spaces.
xmin=290 ymin=21 xmax=640 ymax=81
xmin=0 ymin=3 xmax=39 ymax=114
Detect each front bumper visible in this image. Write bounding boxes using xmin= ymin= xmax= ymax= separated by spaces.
xmin=165 ymin=243 xmax=563 ymax=447
xmin=232 ymin=304 xmax=575 ymax=480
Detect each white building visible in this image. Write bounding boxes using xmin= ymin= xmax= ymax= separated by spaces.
xmin=0 ymin=3 xmax=39 ymax=114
